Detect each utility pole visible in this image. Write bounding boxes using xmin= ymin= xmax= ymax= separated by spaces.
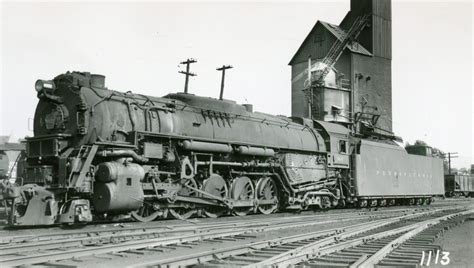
xmin=446 ymin=152 xmax=458 ymax=175
xmin=216 ymin=65 xmax=233 ymax=100
xmin=307 ymin=57 xmax=312 ymax=119
xmin=179 ymin=58 xmax=197 ymax=94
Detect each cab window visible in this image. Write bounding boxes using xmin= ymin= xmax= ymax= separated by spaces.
xmin=338 ymin=140 xmax=347 ymax=154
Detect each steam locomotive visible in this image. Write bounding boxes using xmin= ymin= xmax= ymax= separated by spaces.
xmin=1 ymin=71 xmax=444 ymax=226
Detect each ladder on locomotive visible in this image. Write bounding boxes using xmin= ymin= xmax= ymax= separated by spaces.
xmin=306 ymin=14 xmax=370 ymax=120
xmin=68 ymin=145 xmax=99 ymax=190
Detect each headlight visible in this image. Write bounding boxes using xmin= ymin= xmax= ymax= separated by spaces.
xmin=35 ymin=79 xmax=55 ymax=93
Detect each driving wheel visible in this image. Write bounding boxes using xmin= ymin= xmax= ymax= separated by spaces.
xmin=256 ymin=177 xmax=278 ymax=215
xmin=230 ymin=176 xmax=255 ymax=216
xmin=131 ymin=201 xmax=162 ymax=222
xmin=169 ymin=178 xmax=198 ymax=220
xmin=202 ymin=174 xmax=228 ymax=218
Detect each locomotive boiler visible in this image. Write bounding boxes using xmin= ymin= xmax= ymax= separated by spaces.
xmin=2 ymin=71 xmax=444 ymax=226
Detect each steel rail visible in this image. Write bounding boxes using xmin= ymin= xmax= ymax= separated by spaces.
xmin=0 ymin=211 xmax=404 ymax=266
xmin=0 ymin=228 xmax=255 ymax=266
xmin=267 ymin=209 xmax=473 ymax=267
xmin=4 ymin=198 xmax=450 ymax=241
xmin=128 ymin=219 xmax=391 ymax=268
xmin=0 ymin=213 xmax=334 ymax=244
xmin=2 ymin=206 xmax=466 ymax=267
xmin=0 ymin=206 xmax=424 ymax=245
xmin=2 ymin=205 xmax=466 ymax=267
xmin=243 ymin=208 xmax=451 ymax=267
xmin=129 ymin=209 xmax=448 ymax=268
xmin=0 ymin=213 xmax=381 ymax=256
xmin=356 ymin=209 xmax=474 ymax=268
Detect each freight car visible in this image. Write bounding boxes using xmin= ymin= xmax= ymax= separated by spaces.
xmin=1 ymin=71 xmax=444 ymax=226
xmin=445 ymin=174 xmax=474 ymax=197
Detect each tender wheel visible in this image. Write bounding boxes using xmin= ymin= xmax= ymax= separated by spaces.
xmin=230 ymin=176 xmax=255 ymax=216
xmin=202 ymin=174 xmax=228 ymax=218
xmin=416 ymin=198 xmax=423 ymax=205
xmin=256 ymin=177 xmax=279 ymax=215
xmin=369 ymin=199 xmax=378 ymax=207
xmin=169 ymin=178 xmax=198 ymax=220
xmin=131 ymin=201 xmax=162 ymax=222
xmin=358 ymin=200 xmax=367 ymax=208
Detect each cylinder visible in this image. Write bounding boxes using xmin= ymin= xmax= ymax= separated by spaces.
xmin=92 ymin=161 xmax=145 ymax=213
xmin=91 ymin=74 xmax=106 ymax=88
xmin=181 ymin=140 xmax=232 ymax=153
xmin=95 ymin=162 xmax=119 ymax=182
xmin=92 ymin=182 xmax=144 ymax=212
xmin=237 ymin=146 xmax=275 ymax=157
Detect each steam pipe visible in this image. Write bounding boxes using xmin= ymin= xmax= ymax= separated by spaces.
xmin=99 ymin=150 xmax=149 ymax=163
xmin=181 ymin=140 xmax=233 ymax=153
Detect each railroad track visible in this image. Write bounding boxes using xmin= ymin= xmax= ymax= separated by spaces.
xmin=1 ymin=203 xmax=472 ymax=267
xmin=0 ymin=206 xmax=422 ymax=244
xmin=1 ymin=197 xmax=466 ymax=230
xmin=256 ymin=209 xmax=473 ymax=267
xmin=123 ymin=208 xmax=472 ymax=268
xmin=0 ymin=206 xmax=437 ymax=267
xmin=175 ymin=209 xmax=472 ymax=268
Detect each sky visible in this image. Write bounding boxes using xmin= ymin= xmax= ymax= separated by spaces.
xmin=0 ymin=0 xmax=472 ymax=168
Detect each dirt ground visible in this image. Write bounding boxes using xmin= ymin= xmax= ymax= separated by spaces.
xmin=432 ymin=217 xmax=474 ymax=268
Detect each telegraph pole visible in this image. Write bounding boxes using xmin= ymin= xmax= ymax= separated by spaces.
xmin=446 ymin=152 xmax=458 ymax=175
xmin=216 ymin=65 xmax=233 ymax=100
xmin=307 ymin=57 xmax=312 ymax=119
xmin=179 ymin=58 xmax=197 ymax=94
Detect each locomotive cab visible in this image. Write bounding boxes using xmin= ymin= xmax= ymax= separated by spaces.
xmin=312 ymin=120 xmax=350 ymax=169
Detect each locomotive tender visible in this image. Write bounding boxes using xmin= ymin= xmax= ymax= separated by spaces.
xmin=3 ymin=71 xmax=444 ymax=226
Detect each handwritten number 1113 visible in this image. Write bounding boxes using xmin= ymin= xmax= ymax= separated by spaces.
xmin=420 ymin=250 xmax=450 ymax=266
